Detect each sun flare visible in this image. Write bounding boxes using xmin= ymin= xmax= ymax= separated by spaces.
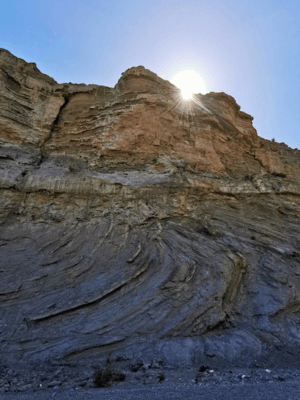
xmin=171 ymin=70 xmax=207 ymax=100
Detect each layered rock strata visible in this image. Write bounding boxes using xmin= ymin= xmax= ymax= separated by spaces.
xmin=1 ymin=48 xmax=300 ymax=375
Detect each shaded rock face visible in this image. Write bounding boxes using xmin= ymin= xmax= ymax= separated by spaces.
xmin=1 ymin=48 xmax=300 ymax=372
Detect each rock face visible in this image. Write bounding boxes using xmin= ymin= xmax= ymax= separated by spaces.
xmin=1 ymin=48 xmax=300 ymax=375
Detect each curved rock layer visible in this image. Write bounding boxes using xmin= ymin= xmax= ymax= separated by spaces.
xmin=1 ymin=48 xmax=300 ymax=370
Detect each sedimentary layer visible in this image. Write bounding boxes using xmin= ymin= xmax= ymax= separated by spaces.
xmin=1 ymin=48 xmax=300 ymax=372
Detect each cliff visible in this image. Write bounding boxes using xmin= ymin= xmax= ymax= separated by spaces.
xmin=1 ymin=48 xmax=300 ymax=388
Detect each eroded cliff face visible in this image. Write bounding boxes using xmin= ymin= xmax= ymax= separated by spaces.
xmin=1 ymin=48 xmax=300 ymax=373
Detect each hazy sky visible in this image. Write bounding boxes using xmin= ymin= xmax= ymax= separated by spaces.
xmin=1 ymin=0 xmax=299 ymax=148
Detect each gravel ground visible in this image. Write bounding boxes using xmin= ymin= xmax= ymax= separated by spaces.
xmin=1 ymin=359 xmax=300 ymax=393
xmin=1 ymin=366 xmax=300 ymax=399
xmin=1 ymin=381 xmax=300 ymax=400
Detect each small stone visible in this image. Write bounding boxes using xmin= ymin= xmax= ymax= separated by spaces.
xmin=48 ymin=380 xmax=61 ymax=387
xmin=20 ymin=384 xmax=32 ymax=390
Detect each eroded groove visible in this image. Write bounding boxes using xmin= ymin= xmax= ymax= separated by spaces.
xmin=39 ymin=94 xmax=70 ymax=156
xmin=127 ymin=243 xmax=141 ymax=263
xmin=222 ymin=253 xmax=247 ymax=313
xmin=64 ymin=339 xmax=125 ymax=360
xmin=28 ymin=254 xmax=153 ymax=324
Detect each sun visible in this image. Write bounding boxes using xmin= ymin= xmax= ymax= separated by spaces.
xmin=171 ymin=70 xmax=207 ymax=100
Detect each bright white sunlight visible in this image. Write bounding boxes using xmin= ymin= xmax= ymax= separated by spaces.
xmin=171 ymin=70 xmax=207 ymax=100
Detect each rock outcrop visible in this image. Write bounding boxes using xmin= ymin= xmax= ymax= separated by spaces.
xmin=1 ymin=48 xmax=300 ymax=379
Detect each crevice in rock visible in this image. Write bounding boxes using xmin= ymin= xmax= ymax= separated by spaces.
xmin=27 ymin=255 xmax=153 ymax=324
xmin=39 ymin=93 xmax=70 ymax=162
xmin=51 ymin=94 xmax=70 ymax=128
xmin=248 ymin=151 xmax=268 ymax=173
xmin=64 ymin=339 xmax=125 ymax=360
xmin=222 ymin=253 xmax=247 ymax=314
xmin=2 ymin=69 xmax=22 ymax=92
xmin=270 ymin=300 xmax=300 ymax=321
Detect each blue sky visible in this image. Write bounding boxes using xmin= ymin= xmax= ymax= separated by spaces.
xmin=1 ymin=0 xmax=299 ymax=148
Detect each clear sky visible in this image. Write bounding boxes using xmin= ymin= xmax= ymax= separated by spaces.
xmin=1 ymin=0 xmax=299 ymax=148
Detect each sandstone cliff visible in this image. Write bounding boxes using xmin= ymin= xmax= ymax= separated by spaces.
xmin=1 ymin=48 xmax=300 ymax=378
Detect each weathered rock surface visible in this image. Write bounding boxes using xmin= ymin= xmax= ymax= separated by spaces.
xmin=1 ymin=48 xmax=300 ymax=383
